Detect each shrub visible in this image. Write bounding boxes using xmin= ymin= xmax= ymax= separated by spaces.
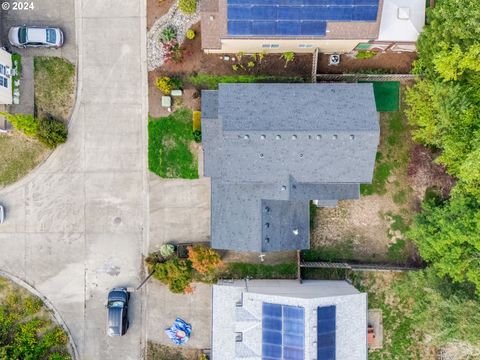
xmin=247 ymin=61 xmax=255 ymax=68
xmin=192 ymin=111 xmax=201 ymax=131
xmin=179 ymin=0 xmax=196 ymax=14
xmin=169 ymin=76 xmax=183 ymax=89
xmin=155 ymin=76 xmax=173 ymax=95
xmin=187 ymin=245 xmax=223 ymax=275
xmin=356 ymin=50 xmax=376 ymax=59
xmin=1 ymin=112 xmax=39 ymax=137
xmin=186 ymin=29 xmax=195 ymax=40
xmin=281 ymin=52 xmax=295 ymax=68
xmin=153 ymin=258 xmax=193 ymax=294
xmin=163 ymin=40 xmax=183 ymax=64
xmin=37 ymin=117 xmax=68 ymax=148
xmin=192 ymin=130 xmax=201 ymax=143
xmin=160 ymin=26 xmax=177 ymax=43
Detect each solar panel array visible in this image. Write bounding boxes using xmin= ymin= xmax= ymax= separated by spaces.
xmin=262 ymin=303 xmax=305 ymax=360
xmin=317 ymin=305 xmax=336 ymax=360
xmin=227 ymin=0 xmax=379 ymax=36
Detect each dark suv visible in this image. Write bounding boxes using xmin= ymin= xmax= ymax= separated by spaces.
xmin=107 ymin=288 xmax=130 ymax=337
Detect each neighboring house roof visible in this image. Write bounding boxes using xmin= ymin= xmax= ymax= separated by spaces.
xmin=202 ymin=83 xmax=379 ymax=252
xmin=227 ymin=0 xmax=380 ymax=37
xmin=201 ymin=0 xmax=384 ymax=50
xmin=212 ymin=280 xmax=368 ymax=360
xmin=377 ymin=0 xmax=425 ymax=41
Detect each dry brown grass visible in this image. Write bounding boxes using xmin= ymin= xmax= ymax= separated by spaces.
xmin=34 ymin=56 xmax=75 ymax=122
xmin=0 ymin=131 xmax=50 ymax=187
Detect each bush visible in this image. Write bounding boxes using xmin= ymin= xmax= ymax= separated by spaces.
xmin=163 ymin=40 xmax=183 ymax=64
xmin=356 ymin=50 xmax=376 ymax=59
xmin=2 ymin=113 xmax=39 ymax=137
xmin=179 ymin=0 xmax=196 ymax=14
xmin=37 ymin=117 xmax=68 ymax=148
xmin=169 ymin=76 xmax=183 ymax=89
xmin=280 ymin=52 xmax=295 ymax=67
xmin=152 ymin=258 xmax=193 ymax=294
xmin=187 ymin=245 xmax=223 ymax=276
xmin=160 ymin=26 xmax=177 ymax=43
xmin=192 ymin=130 xmax=202 ymax=143
xmin=186 ymin=29 xmax=195 ymax=40
xmin=155 ymin=76 xmax=173 ymax=95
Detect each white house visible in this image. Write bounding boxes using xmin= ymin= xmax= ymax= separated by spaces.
xmin=0 ymin=48 xmax=13 ymax=105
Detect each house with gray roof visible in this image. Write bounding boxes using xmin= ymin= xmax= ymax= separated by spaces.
xmin=201 ymin=83 xmax=379 ymax=253
xmin=212 ymin=279 xmax=368 ymax=360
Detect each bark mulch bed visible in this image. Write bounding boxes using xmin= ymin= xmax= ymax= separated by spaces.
xmin=317 ymin=51 xmax=417 ymax=74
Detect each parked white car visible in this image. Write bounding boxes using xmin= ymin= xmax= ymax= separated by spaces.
xmin=0 ymin=205 xmax=5 ymax=224
xmin=8 ymin=26 xmax=64 ymax=48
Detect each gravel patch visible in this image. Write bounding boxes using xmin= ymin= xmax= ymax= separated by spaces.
xmin=147 ymin=1 xmax=200 ymax=71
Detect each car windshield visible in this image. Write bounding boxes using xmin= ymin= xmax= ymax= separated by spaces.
xmin=46 ymin=29 xmax=56 ymax=44
xmin=18 ymin=27 xmax=27 ymax=44
xmin=108 ymin=301 xmax=124 ymax=308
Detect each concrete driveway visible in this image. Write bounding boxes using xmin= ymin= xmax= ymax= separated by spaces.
xmin=147 ymin=174 xmax=212 ymax=349
xmin=1 ymin=0 xmax=76 ymax=63
xmin=0 ymin=0 xmax=148 ymax=359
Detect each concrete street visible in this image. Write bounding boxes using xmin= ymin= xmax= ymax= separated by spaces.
xmin=0 ymin=0 xmax=148 ymax=358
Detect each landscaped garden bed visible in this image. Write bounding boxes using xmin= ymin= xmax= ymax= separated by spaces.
xmin=317 ymin=51 xmax=417 ymax=74
xmin=0 ymin=276 xmax=72 ymax=359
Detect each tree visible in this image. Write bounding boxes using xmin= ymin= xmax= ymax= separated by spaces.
xmin=152 ymin=258 xmax=193 ymax=294
xmin=413 ymin=0 xmax=480 ymax=80
xmin=408 ymin=195 xmax=480 ymax=293
xmin=406 ymin=0 xmax=480 ymax=200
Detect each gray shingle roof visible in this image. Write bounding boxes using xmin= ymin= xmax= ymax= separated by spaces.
xmin=202 ymin=83 xmax=379 ymax=252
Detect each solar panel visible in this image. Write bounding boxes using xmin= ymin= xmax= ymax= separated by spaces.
xmin=352 ymin=6 xmax=378 ymax=21
xmin=262 ymin=303 xmax=305 ymax=360
xmin=226 ymin=0 xmax=379 ymax=37
xmin=317 ymin=305 xmax=336 ymax=360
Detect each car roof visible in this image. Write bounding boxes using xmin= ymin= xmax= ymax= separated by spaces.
xmin=27 ymin=28 xmax=47 ymax=43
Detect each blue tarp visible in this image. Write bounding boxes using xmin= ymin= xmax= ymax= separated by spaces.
xmin=165 ymin=318 xmax=192 ymax=345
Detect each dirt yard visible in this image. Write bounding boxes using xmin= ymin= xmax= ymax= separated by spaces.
xmin=147 ymin=341 xmax=203 ymax=360
xmin=147 ymin=0 xmax=175 ymax=30
xmin=317 ymin=51 xmax=417 ymax=74
xmin=310 ymin=83 xmax=454 ymax=265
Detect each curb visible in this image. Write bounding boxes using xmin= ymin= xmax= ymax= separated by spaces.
xmin=0 ymin=270 xmax=80 ymax=360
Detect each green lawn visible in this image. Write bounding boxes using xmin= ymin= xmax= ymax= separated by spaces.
xmin=34 ymin=56 xmax=75 ymax=122
xmin=148 ymin=108 xmax=198 ymax=179
xmin=361 ymin=111 xmax=410 ymax=196
xmin=360 ymin=81 xmax=400 ymax=112
xmin=221 ymin=262 xmax=298 ymax=279
xmin=0 ymin=132 xmax=50 ymax=187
